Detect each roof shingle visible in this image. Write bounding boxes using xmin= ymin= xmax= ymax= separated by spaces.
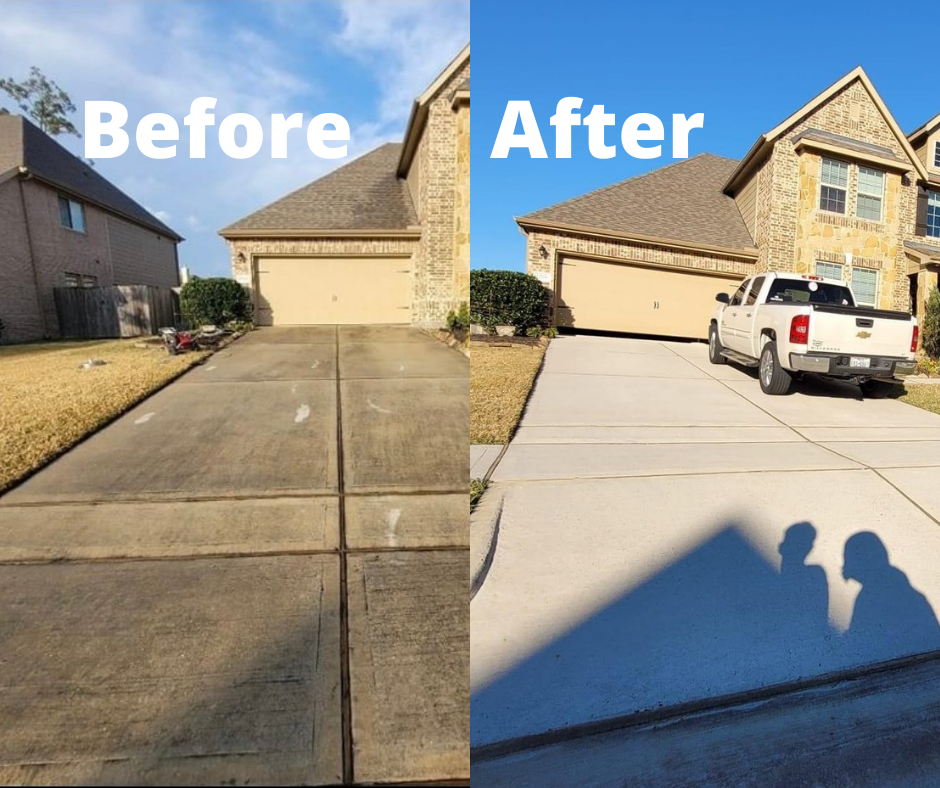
xmin=519 ymin=154 xmax=757 ymax=251
xmin=0 ymin=114 xmax=180 ymax=239
xmin=221 ymin=143 xmax=417 ymax=234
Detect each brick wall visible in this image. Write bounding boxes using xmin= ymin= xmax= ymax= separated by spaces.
xmin=453 ymin=98 xmax=470 ymax=307
xmin=408 ymin=59 xmax=470 ymax=327
xmin=0 ymin=178 xmax=44 ymax=342
xmin=106 ymin=215 xmax=179 ymax=287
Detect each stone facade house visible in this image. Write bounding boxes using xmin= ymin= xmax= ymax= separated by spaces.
xmin=0 ymin=115 xmax=182 ymax=343
xmin=220 ymin=44 xmax=469 ymax=328
xmin=520 ymin=67 xmax=940 ymax=341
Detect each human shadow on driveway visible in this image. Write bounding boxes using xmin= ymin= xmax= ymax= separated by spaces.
xmin=471 ymin=520 xmax=940 ymax=750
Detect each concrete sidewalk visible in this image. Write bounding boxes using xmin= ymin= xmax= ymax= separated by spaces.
xmin=472 ymin=334 xmax=940 ymax=750
xmin=471 ymin=444 xmax=503 ymax=478
xmin=0 ymin=326 xmax=469 ymax=785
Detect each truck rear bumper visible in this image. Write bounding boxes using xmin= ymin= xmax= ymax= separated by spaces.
xmin=789 ymin=353 xmax=916 ymax=377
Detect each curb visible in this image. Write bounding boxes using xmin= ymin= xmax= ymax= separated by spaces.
xmin=470 ymin=486 xmax=504 ymax=600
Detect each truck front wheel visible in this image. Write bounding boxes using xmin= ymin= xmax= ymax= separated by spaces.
xmin=708 ymin=324 xmax=727 ymax=365
xmin=759 ymin=341 xmax=792 ymax=395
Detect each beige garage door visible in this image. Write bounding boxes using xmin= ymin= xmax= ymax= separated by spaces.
xmin=556 ymin=256 xmax=741 ymax=339
xmin=255 ymin=256 xmax=411 ymax=325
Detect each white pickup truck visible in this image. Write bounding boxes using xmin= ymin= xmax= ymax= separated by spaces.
xmin=709 ymin=272 xmax=918 ymax=395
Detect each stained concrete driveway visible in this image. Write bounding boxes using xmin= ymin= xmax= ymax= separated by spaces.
xmin=0 ymin=326 xmax=468 ymax=786
xmin=472 ymin=334 xmax=940 ymax=752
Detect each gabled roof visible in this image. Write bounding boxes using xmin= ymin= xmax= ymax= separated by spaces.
xmin=220 ymin=143 xmax=418 ymax=237
xmin=397 ymin=43 xmax=470 ymax=177
xmin=908 ymin=111 xmax=940 ymax=147
xmin=517 ymin=154 xmax=757 ymax=256
xmin=725 ymin=67 xmax=929 ymax=193
xmin=0 ymin=114 xmax=181 ymax=240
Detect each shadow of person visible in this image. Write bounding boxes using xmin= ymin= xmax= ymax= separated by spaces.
xmin=843 ymin=531 xmax=940 ymax=660
xmin=778 ymin=522 xmax=829 ymax=638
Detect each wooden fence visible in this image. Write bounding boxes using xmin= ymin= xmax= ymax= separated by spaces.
xmin=54 ymin=285 xmax=179 ymax=339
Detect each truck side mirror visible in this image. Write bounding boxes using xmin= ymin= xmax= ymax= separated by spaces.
xmin=716 ymin=292 xmax=730 ymax=304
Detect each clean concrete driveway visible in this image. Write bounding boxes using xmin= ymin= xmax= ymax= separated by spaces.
xmin=0 ymin=326 xmax=468 ymax=786
xmin=472 ymin=334 xmax=940 ymax=750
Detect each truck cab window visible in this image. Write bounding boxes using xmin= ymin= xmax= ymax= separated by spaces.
xmin=729 ymin=281 xmax=749 ymax=306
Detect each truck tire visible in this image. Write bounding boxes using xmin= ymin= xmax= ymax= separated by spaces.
xmin=708 ymin=324 xmax=727 ymax=365
xmin=759 ymin=341 xmax=792 ymax=395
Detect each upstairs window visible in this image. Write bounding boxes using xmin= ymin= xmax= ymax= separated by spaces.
xmin=815 ymin=261 xmax=844 ymax=281
xmin=934 ymin=141 xmax=940 ymax=168
xmin=58 ymin=195 xmax=86 ymax=233
xmin=928 ymin=191 xmax=940 ymax=239
xmin=819 ymin=158 xmax=848 ymax=214
xmin=856 ymin=167 xmax=884 ymax=221
xmin=64 ymin=272 xmax=97 ymax=288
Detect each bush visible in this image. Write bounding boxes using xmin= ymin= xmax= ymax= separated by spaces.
xmin=922 ymin=287 xmax=940 ymax=360
xmin=470 ymin=269 xmax=549 ymax=331
xmin=0 ymin=314 xmax=5 ymax=340
xmin=446 ymin=302 xmax=470 ymax=332
xmin=180 ymin=277 xmax=250 ymax=326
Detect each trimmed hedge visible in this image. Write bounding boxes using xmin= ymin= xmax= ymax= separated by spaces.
xmin=470 ymin=269 xmax=549 ymax=330
xmin=180 ymin=277 xmax=250 ymax=326
xmin=923 ymin=287 xmax=940 ymax=359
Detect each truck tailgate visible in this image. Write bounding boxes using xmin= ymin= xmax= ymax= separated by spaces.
xmin=808 ymin=305 xmax=913 ymax=357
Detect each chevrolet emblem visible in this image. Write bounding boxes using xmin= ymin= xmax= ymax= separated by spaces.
xmin=856 ymin=331 xmax=872 ymax=339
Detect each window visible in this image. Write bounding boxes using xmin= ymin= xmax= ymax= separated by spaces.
xmin=855 ymin=167 xmax=884 ymax=221
xmin=851 ymin=267 xmax=878 ymax=307
xmin=928 ymin=191 xmax=940 ymax=239
xmin=729 ymin=281 xmax=749 ymax=306
xmin=745 ymin=276 xmax=765 ymax=306
xmin=82 ymin=275 xmax=97 ymax=287
xmin=820 ymin=158 xmax=848 ymax=214
xmin=64 ymin=272 xmax=96 ymax=288
xmin=815 ymin=261 xmax=844 ymax=281
xmin=58 ymin=195 xmax=86 ymax=232
xmin=935 ymin=141 xmax=940 ymax=169
xmin=766 ymin=278 xmax=854 ymax=306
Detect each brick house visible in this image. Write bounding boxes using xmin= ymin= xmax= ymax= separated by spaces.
xmin=220 ymin=44 xmax=469 ymax=328
xmin=0 ymin=115 xmax=182 ymax=343
xmin=520 ymin=67 xmax=940 ymax=340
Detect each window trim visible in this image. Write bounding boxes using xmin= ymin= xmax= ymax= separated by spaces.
xmin=850 ymin=266 xmax=879 ymax=308
xmin=927 ymin=190 xmax=940 ymax=239
xmin=819 ymin=157 xmax=849 ymax=216
xmin=855 ymin=166 xmax=885 ymax=223
xmin=58 ymin=194 xmax=86 ymax=234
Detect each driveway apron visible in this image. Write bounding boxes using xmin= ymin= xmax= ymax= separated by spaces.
xmin=0 ymin=326 xmax=468 ymax=785
xmin=472 ymin=334 xmax=940 ymax=752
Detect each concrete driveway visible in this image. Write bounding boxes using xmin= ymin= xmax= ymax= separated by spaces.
xmin=0 ymin=326 xmax=468 ymax=786
xmin=471 ymin=334 xmax=940 ymax=751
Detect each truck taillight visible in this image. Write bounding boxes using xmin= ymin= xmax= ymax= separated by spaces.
xmin=790 ymin=314 xmax=810 ymax=345
xmin=912 ymin=325 xmax=919 ymax=353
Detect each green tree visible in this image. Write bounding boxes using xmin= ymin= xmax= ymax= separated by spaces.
xmin=0 ymin=66 xmax=80 ymax=138
xmin=922 ymin=286 xmax=940 ymax=360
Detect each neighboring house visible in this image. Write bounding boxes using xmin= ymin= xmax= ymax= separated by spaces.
xmin=520 ymin=67 xmax=940 ymax=340
xmin=220 ymin=44 xmax=469 ymax=327
xmin=0 ymin=115 xmax=182 ymax=343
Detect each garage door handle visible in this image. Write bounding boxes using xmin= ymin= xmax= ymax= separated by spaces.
xmin=332 ymin=295 xmax=338 ymax=302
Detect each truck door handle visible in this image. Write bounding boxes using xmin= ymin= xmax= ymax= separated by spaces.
xmin=746 ymin=312 xmax=752 ymax=318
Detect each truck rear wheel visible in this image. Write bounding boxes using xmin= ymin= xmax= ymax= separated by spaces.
xmin=759 ymin=341 xmax=792 ymax=395
xmin=708 ymin=324 xmax=727 ymax=365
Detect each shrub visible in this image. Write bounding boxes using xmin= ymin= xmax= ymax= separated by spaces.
xmin=470 ymin=269 xmax=549 ymax=331
xmin=922 ymin=287 xmax=940 ymax=360
xmin=446 ymin=302 xmax=470 ymax=332
xmin=180 ymin=277 xmax=250 ymax=327
xmin=0 ymin=314 xmax=5 ymax=340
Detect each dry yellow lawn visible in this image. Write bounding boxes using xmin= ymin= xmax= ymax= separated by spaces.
xmin=0 ymin=339 xmax=208 ymax=492
xmin=470 ymin=340 xmax=546 ymax=444
xmin=899 ymin=383 xmax=940 ymax=417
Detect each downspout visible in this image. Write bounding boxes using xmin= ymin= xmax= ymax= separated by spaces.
xmin=17 ymin=169 xmax=49 ymax=339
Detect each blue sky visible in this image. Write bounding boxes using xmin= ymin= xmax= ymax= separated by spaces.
xmin=472 ymin=0 xmax=937 ymax=271
xmin=0 ymin=0 xmax=469 ymax=277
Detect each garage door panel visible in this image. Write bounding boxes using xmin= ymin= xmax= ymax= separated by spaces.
xmin=557 ymin=257 xmax=740 ymax=339
xmin=256 ymin=257 xmax=412 ymax=326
